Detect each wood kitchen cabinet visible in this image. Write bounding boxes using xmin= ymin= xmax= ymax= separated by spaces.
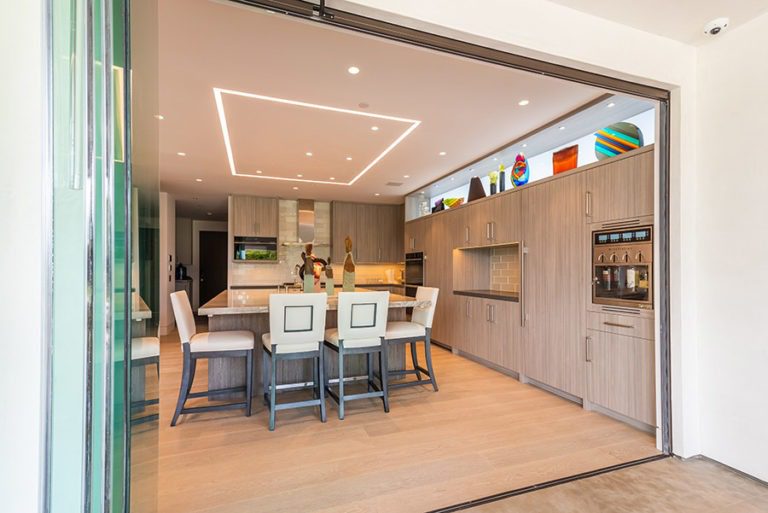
xmin=331 ymin=202 xmax=404 ymax=264
xmin=404 ymin=217 xmax=427 ymax=253
xmin=521 ymin=171 xmax=587 ymax=398
xmin=462 ymin=192 xmax=522 ymax=246
xmin=585 ymin=146 xmax=654 ymax=224
xmin=586 ymin=328 xmax=655 ymax=426
xmin=454 ymin=295 xmax=519 ymax=371
xmin=231 ymin=195 xmax=278 ymax=238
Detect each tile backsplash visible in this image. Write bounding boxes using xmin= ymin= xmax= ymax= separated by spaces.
xmin=230 ymin=200 xmax=403 ymax=287
xmin=491 ymin=245 xmax=520 ymax=293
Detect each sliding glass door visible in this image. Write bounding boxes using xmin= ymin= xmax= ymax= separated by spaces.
xmin=47 ymin=0 xmax=150 ymax=511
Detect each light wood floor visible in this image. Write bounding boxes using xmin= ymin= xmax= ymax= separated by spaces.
xmin=467 ymin=457 xmax=768 ymax=513
xmin=156 ymin=328 xmax=658 ymax=513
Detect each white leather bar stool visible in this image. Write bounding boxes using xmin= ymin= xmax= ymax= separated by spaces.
xmin=130 ymin=336 xmax=160 ymax=425
xmin=170 ymin=291 xmax=255 ymax=426
xmin=262 ymin=292 xmax=328 ymax=431
xmin=323 ymin=291 xmax=390 ymax=420
xmin=384 ymin=287 xmax=440 ymax=391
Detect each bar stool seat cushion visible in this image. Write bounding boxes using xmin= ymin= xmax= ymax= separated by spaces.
xmin=261 ymin=333 xmax=319 ymax=354
xmin=189 ymin=330 xmax=254 ymax=353
xmin=132 ymin=336 xmax=160 ymax=360
xmin=324 ymin=328 xmax=381 ymax=349
xmin=385 ymin=321 xmax=426 ymax=340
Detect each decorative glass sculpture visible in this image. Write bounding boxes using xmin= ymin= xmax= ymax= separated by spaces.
xmin=553 ymin=145 xmax=578 ymax=174
xmin=512 ymin=153 xmax=529 ymax=187
xmin=595 ymin=122 xmax=644 ymax=160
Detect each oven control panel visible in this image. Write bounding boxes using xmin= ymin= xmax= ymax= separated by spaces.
xmin=592 ymin=227 xmax=653 ymax=264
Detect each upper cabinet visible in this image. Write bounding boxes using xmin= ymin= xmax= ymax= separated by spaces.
xmin=585 ymin=147 xmax=654 ymax=224
xmin=332 ymin=202 xmax=404 ymax=264
xmin=404 ymin=217 xmax=427 ymax=253
xmin=231 ymin=196 xmax=278 ymax=238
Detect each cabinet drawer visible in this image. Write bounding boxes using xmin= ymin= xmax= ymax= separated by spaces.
xmin=587 ymin=311 xmax=653 ymax=340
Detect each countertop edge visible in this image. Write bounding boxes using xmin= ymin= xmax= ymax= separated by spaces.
xmin=453 ymin=289 xmax=520 ymax=303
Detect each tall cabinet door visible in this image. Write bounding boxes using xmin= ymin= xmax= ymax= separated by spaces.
xmin=331 ymin=202 xmax=357 ymax=264
xmin=585 ymin=148 xmax=654 ymax=224
xmin=354 ymin=204 xmax=379 ymax=263
xmin=521 ymin=173 xmax=587 ymax=398
xmin=378 ymin=205 xmax=404 ymax=263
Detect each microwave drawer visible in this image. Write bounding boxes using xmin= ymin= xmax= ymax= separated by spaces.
xmin=587 ymin=311 xmax=654 ymax=340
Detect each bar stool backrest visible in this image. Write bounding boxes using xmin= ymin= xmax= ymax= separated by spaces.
xmin=268 ymin=293 xmax=328 ymax=348
xmin=170 ymin=291 xmax=197 ymax=345
xmin=336 ymin=291 xmax=389 ymax=342
xmin=411 ymin=287 xmax=439 ymax=328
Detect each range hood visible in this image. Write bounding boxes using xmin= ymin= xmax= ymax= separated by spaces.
xmin=282 ymin=199 xmax=330 ymax=246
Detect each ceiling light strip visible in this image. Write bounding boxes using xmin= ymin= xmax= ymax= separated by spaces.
xmin=213 ymin=87 xmax=421 ymax=186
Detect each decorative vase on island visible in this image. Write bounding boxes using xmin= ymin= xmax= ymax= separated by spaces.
xmin=499 ymin=170 xmax=506 ymax=192
xmin=490 ymin=183 xmax=497 ymax=195
xmin=467 ymin=176 xmax=486 ymax=202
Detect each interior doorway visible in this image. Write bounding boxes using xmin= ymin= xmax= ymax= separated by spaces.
xmin=198 ymin=230 xmax=228 ymax=306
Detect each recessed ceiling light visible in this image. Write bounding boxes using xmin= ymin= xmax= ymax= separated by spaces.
xmin=306 ymin=152 xmax=313 ymax=157
xmin=207 ymin=212 xmax=213 ymax=216
xmin=154 ymin=114 xmax=164 ymax=120
xmin=439 ymin=151 xmax=446 ymax=156
xmin=374 ymin=193 xmax=380 ymax=196
xmin=292 ymin=186 xmax=299 ymax=190
xmin=177 ymin=152 xmax=186 ymax=157
xmin=297 ymin=174 xmax=303 ymax=178
xmin=450 ymin=177 xmax=455 ymax=181
xmin=403 ymin=175 xmax=410 ymax=178
xmin=522 ymin=143 xmax=528 ymax=148
xmin=195 ymin=178 xmax=203 ymax=182
xmin=329 ymin=177 xmax=335 ymax=180
xmin=518 ymin=99 xmax=530 ymax=106
xmin=256 ymin=170 xmax=262 ymax=174
xmin=493 ymin=157 xmax=498 ymax=161
xmin=607 ymin=102 xmax=616 ymax=108
xmin=346 ymin=156 xmax=352 ymax=161
xmin=371 ymin=126 xmax=379 ymax=131
xmin=559 ymin=126 xmax=566 ymax=130
xmin=347 ymin=66 xmax=360 ymax=75
xmin=421 ymin=191 xmax=426 ymax=194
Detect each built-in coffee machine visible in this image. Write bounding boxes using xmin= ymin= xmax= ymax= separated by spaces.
xmin=592 ymin=226 xmax=653 ymax=309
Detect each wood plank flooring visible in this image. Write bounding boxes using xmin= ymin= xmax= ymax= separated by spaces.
xmin=155 ymin=328 xmax=658 ymax=513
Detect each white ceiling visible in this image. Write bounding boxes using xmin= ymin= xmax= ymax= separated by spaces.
xmin=147 ymin=0 xmax=612 ymax=219
xmin=546 ymin=0 xmax=768 ymax=45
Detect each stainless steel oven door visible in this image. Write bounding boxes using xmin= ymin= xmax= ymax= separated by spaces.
xmin=404 ymin=252 xmax=424 ymax=286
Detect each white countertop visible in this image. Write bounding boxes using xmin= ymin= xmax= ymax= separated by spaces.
xmin=198 ymin=288 xmax=428 ymax=316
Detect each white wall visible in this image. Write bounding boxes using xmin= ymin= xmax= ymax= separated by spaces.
xmin=158 ymin=192 xmax=176 ymax=335
xmin=694 ymin=12 xmax=768 ymax=481
xmin=340 ymin=0 xmax=702 ymax=460
xmin=0 ymin=0 xmax=45 ymax=511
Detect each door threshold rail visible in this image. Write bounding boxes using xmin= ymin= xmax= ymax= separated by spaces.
xmin=426 ymin=454 xmax=670 ymax=513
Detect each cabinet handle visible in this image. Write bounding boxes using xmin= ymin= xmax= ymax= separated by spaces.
xmin=489 ymin=304 xmax=495 ymax=323
xmin=604 ymin=321 xmax=634 ymax=329
xmin=585 ymin=191 xmax=592 ymax=218
xmin=485 ymin=222 xmax=490 ymax=240
xmin=586 ymin=336 xmax=593 ymax=362
xmin=485 ymin=304 xmax=490 ymax=322
xmin=466 ymin=300 xmax=470 ymax=318
xmin=490 ymin=222 xmax=495 ymax=240
xmin=520 ymin=244 xmax=527 ymax=328
xmin=378 ymin=248 xmax=381 ymax=261
xmin=465 ymin=226 xmax=470 ymax=244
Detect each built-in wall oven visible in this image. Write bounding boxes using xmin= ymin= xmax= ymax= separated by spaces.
xmin=592 ymin=226 xmax=653 ymax=309
xmin=404 ymin=251 xmax=424 ymax=297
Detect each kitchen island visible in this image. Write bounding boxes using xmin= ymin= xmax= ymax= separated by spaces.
xmin=199 ymin=288 xmax=430 ymax=396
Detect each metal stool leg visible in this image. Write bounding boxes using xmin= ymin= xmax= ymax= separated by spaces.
xmin=319 ymin=348 xmax=327 ymax=423
xmin=380 ymin=340 xmax=390 ymax=413
xmin=410 ymin=341 xmax=422 ymax=380
xmin=424 ymin=335 xmax=439 ymax=392
xmin=262 ymin=347 xmax=269 ymax=405
xmin=367 ymin=352 xmax=374 ymax=392
xmin=269 ymin=352 xmax=277 ymax=431
xmin=338 ymin=345 xmax=345 ymax=420
xmin=171 ymin=347 xmax=192 ymax=427
xmin=245 ymin=349 xmax=253 ymax=417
